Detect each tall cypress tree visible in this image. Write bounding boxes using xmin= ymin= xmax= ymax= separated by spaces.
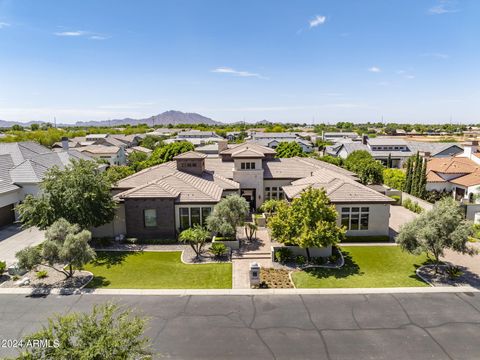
xmin=412 ymin=152 xmax=422 ymax=197
xmin=404 ymin=157 xmax=413 ymax=193
xmin=418 ymin=157 xmax=427 ymax=199
xmin=387 ymin=153 xmax=392 ymax=168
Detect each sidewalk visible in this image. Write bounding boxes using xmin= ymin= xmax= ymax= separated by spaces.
xmin=232 ymin=227 xmax=272 ymax=289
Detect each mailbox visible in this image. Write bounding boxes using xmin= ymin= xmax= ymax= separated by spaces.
xmin=250 ymin=262 xmax=261 ymax=286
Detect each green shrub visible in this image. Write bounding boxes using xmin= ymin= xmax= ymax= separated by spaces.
xmin=295 ymin=255 xmax=306 ymax=265
xmin=275 ymin=247 xmax=293 ymax=263
xmin=402 ymin=198 xmax=423 ymax=214
xmin=210 ymin=242 xmax=228 ymax=257
xmin=445 ymin=265 xmax=463 ymax=279
xmin=328 ymin=254 xmax=339 ymax=263
xmin=312 ymin=257 xmax=326 ymax=265
xmin=344 ymin=235 xmax=390 ymax=243
xmin=36 ymin=270 xmax=48 ymax=279
xmin=389 ymin=195 xmax=401 ymax=204
xmin=0 ymin=261 xmax=6 ymax=275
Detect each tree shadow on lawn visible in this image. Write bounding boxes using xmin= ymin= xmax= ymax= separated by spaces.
xmin=302 ymin=252 xmax=363 ymax=280
xmin=91 ymin=251 xmax=142 ymax=268
xmin=85 ymin=276 xmax=111 ymax=289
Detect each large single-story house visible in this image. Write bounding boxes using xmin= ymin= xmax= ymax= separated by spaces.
xmin=327 ymin=136 xmax=463 ymax=168
xmin=0 ymin=142 xmax=93 ymax=227
xmin=94 ymin=142 xmax=394 ymax=239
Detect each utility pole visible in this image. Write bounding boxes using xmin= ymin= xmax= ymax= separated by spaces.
xmin=54 ymin=116 xmax=57 ymax=128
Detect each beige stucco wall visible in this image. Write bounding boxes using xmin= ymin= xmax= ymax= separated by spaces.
xmin=91 ymin=203 xmax=126 ymax=238
xmin=334 ymin=203 xmax=390 ymax=237
xmin=232 ymin=168 xmax=265 ymax=207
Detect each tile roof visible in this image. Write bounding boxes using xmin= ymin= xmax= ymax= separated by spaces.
xmin=220 ymin=142 xmax=276 ymax=156
xmin=426 ymin=170 xmax=446 ymax=183
xmin=173 ymin=151 xmax=207 ymax=159
xmin=116 ymin=170 xmax=224 ymax=202
xmin=427 ymin=156 xmax=477 ymax=174
xmin=283 ymin=174 xmax=394 ymax=203
xmin=0 ymin=142 xmax=94 ymax=187
xmin=231 ymin=148 xmax=266 ymax=158
xmin=450 ymin=171 xmax=480 ymax=187
xmin=77 ymin=145 xmax=120 ymax=155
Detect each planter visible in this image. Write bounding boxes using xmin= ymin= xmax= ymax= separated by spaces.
xmin=254 ymin=213 xmax=266 ymax=227
xmin=212 ymin=236 xmax=239 ymax=250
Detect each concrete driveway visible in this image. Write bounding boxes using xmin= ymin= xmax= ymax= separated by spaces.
xmin=389 ymin=205 xmax=418 ymax=238
xmin=0 ymin=225 xmax=44 ymax=266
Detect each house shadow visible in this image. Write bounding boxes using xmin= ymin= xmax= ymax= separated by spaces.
xmin=92 ymin=251 xmax=139 ymax=268
xmin=302 ymin=252 xmax=363 ymax=280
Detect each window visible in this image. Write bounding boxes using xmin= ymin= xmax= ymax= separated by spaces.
xmin=179 ymin=207 xmax=213 ymax=229
xmin=201 ymin=207 xmax=212 ymax=224
xmin=191 ymin=208 xmax=201 ymax=226
xmin=265 ymin=186 xmax=284 ymax=200
xmin=144 ymin=209 xmax=157 ymax=228
xmin=241 ymin=162 xmax=255 ymax=170
xmin=180 ymin=208 xmax=190 ymax=230
xmin=340 ymin=207 xmax=369 ymax=230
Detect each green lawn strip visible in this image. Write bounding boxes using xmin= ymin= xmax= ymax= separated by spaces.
xmin=292 ymin=246 xmax=429 ymax=288
xmin=83 ymin=251 xmax=232 ymax=289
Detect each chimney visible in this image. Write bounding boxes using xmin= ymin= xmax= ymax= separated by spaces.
xmin=218 ymin=140 xmax=228 ymax=153
xmin=61 ymin=137 xmax=69 ymax=150
xmin=462 ymin=140 xmax=478 ymax=159
xmin=362 ymin=134 xmax=369 ymax=145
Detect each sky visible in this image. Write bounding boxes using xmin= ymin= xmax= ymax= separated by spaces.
xmin=0 ymin=0 xmax=479 ymax=124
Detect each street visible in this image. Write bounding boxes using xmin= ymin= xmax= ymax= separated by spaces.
xmin=1 ymin=292 xmax=480 ymax=359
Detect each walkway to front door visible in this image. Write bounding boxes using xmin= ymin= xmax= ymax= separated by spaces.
xmin=232 ymin=226 xmax=272 ymax=289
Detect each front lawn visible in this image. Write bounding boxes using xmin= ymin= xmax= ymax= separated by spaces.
xmin=292 ymin=246 xmax=429 ymax=288
xmin=83 ymin=251 xmax=232 ymax=289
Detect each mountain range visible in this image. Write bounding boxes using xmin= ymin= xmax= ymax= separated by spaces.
xmin=0 ymin=110 xmax=221 ymax=128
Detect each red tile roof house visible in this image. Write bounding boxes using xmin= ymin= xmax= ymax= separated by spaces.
xmin=92 ymin=142 xmax=395 ymax=240
xmin=427 ymin=140 xmax=480 ymax=204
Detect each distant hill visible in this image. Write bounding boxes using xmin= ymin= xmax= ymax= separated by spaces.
xmin=0 ymin=110 xmax=221 ymax=128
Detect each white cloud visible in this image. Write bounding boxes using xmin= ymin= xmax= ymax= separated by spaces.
xmin=0 ymin=22 xmax=10 ymax=29
xmin=89 ymin=35 xmax=110 ymax=40
xmin=211 ymin=67 xmax=267 ymax=79
xmin=309 ymin=15 xmax=327 ymax=28
xmin=405 ymin=75 xmax=415 ymax=79
xmin=368 ymin=66 xmax=381 ymax=73
xmin=421 ymin=52 xmax=449 ymax=59
xmin=428 ymin=1 xmax=459 ymax=14
xmin=54 ymin=30 xmax=87 ymax=36
xmin=54 ymin=30 xmax=110 ymax=40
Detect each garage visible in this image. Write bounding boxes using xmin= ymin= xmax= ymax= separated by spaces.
xmin=0 ymin=204 xmax=15 ymax=228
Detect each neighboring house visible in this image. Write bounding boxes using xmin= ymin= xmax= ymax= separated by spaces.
xmin=322 ymin=132 xmax=360 ymax=142
xmin=126 ymin=146 xmax=153 ymax=156
xmin=163 ymin=130 xmax=224 ymax=147
xmin=249 ymin=132 xmax=314 ymax=153
xmin=426 ymin=141 xmax=480 ymax=202
xmin=327 ymin=136 xmax=463 ymax=168
xmin=94 ymin=143 xmax=394 ymax=239
xmin=52 ymin=133 xmax=145 ymax=165
xmin=76 ymin=145 xmax=124 ymax=165
xmin=0 ymin=142 xmax=92 ymax=227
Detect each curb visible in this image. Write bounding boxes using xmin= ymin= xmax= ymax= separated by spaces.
xmin=0 ymin=286 xmax=477 ymax=296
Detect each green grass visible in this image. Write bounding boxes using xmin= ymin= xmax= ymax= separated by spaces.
xmin=83 ymin=251 xmax=232 ymax=289
xmin=292 ymin=246 xmax=429 ymax=288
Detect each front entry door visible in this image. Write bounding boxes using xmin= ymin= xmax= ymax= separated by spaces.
xmin=241 ymin=189 xmax=256 ymax=211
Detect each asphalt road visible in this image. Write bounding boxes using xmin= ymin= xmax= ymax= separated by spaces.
xmin=1 ymin=292 xmax=480 ymax=359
